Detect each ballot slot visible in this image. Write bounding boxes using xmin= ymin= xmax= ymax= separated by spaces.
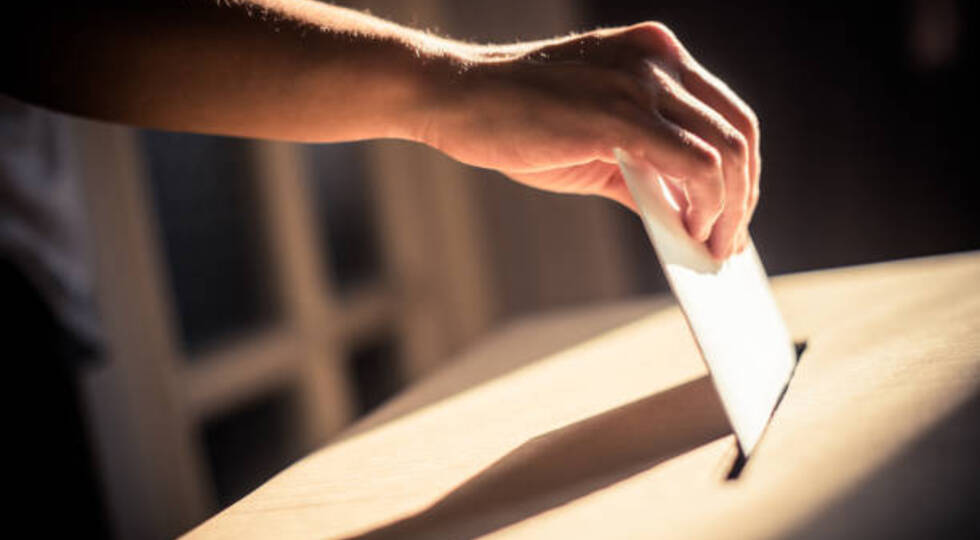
xmin=724 ymin=339 xmax=809 ymax=481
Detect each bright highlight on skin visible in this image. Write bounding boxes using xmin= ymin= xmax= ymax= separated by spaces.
xmin=659 ymin=176 xmax=682 ymax=212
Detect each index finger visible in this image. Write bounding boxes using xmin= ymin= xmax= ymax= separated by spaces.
xmin=679 ymin=59 xmax=761 ymax=219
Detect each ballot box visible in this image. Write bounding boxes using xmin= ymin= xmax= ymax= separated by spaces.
xmin=185 ymin=251 xmax=980 ymax=539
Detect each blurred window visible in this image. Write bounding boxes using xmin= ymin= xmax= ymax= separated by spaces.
xmin=141 ymin=131 xmax=278 ymax=355
xmin=347 ymin=332 xmax=403 ymax=415
xmin=200 ymin=387 xmax=303 ymax=508
xmin=307 ymin=143 xmax=383 ymax=294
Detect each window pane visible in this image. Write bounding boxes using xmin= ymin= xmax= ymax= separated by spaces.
xmin=347 ymin=333 xmax=403 ymax=415
xmin=141 ymin=131 xmax=278 ymax=354
xmin=307 ymin=143 xmax=383 ymax=294
xmin=200 ymin=387 xmax=303 ymax=509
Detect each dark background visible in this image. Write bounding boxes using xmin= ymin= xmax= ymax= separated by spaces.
xmin=591 ymin=0 xmax=978 ymax=286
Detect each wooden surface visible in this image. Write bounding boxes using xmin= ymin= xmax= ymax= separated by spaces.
xmin=186 ymin=252 xmax=980 ymax=539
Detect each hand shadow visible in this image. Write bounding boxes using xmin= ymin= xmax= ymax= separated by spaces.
xmin=348 ymin=375 xmax=731 ymax=539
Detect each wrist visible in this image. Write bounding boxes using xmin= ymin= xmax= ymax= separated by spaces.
xmin=399 ymin=41 xmax=528 ymax=148
xmin=300 ymin=26 xmax=476 ymax=143
xmin=396 ymin=43 xmax=482 ymax=146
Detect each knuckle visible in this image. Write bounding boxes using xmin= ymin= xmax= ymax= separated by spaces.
xmin=745 ymin=107 xmax=760 ymax=134
xmin=640 ymin=22 xmax=676 ymax=43
xmin=737 ymin=107 xmax=761 ymax=148
xmin=647 ymin=62 xmax=677 ymax=87
xmin=625 ymin=22 xmax=681 ymax=55
xmin=690 ymin=144 xmax=722 ymax=175
xmin=723 ymin=130 xmax=749 ymax=160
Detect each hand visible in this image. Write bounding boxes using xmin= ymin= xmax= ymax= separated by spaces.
xmin=413 ymin=23 xmax=760 ymax=259
xmin=6 ymin=3 xmax=756 ymax=260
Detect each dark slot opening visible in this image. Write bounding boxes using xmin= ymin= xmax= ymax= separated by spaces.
xmin=726 ymin=339 xmax=808 ymax=481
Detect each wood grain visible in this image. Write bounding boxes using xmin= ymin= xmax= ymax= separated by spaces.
xmin=186 ymin=252 xmax=980 ymax=539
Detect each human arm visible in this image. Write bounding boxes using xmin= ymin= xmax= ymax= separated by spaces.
xmin=2 ymin=1 xmax=759 ymax=258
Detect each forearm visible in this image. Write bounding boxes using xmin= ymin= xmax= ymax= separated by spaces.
xmin=4 ymin=4 xmax=762 ymax=258
xmin=3 ymin=0 xmax=488 ymax=142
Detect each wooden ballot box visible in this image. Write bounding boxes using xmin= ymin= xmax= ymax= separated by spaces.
xmin=186 ymin=252 xmax=980 ymax=539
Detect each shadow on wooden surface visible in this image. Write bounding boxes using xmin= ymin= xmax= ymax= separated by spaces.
xmin=341 ymin=299 xmax=672 ymax=441
xmin=349 ymin=375 xmax=730 ymax=539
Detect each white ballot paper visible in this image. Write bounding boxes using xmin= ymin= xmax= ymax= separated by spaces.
xmin=616 ymin=149 xmax=796 ymax=455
